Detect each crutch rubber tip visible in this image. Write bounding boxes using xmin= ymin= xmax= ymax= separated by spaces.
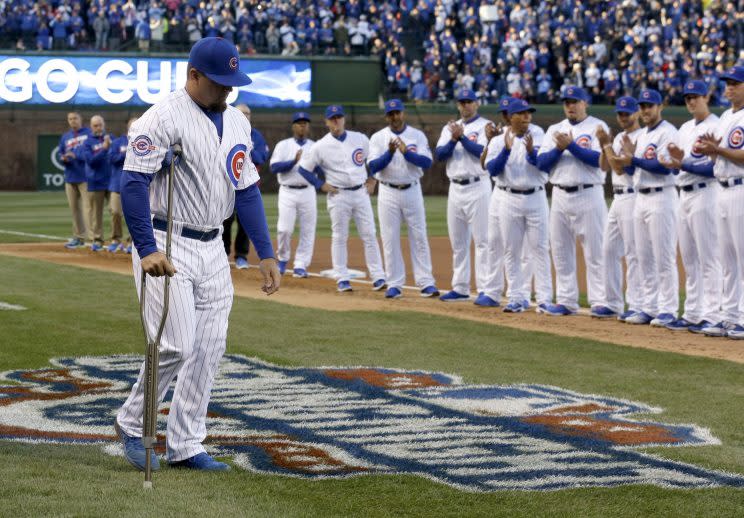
xmin=143 ymin=481 xmax=153 ymax=490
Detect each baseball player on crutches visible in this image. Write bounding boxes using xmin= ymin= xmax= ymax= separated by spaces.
xmin=115 ymin=37 xmax=280 ymax=482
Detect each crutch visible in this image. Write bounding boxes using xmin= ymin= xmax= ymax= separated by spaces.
xmin=139 ymin=144 xmax=180 ymax=490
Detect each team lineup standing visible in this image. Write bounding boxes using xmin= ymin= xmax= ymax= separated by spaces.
xmin=62 ymin=68 xmax=744 ymax=340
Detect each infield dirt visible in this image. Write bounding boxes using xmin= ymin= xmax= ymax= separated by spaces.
xmin=1 ymin=239 xmax=740 ymax=364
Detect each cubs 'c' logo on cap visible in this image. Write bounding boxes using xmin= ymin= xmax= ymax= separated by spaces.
xmin=642 ymin=91 xmax=651 ymax=99
xmin=644 ymin=143 xmax=658 ymax=160
xmin=131 ymin=135 xmax=156 ymax=157
xmin=331 ymin=106 xmax=338 ymax=112
xmin=728 ymin=127 xmax=744 ymax=149
xmin=467 ymin=132 xmax=478 ymax=142
xmin=352 ymin=147 xmax=365 ymax=166
xmin=567 ymin=87 xmax=575 ymax=95
xmin=225 ymin=144 xmax=247 ymax=187
xmin=229 ymin=56 xmax=238 ymax=70
xmin=687 ymin=82 xmax=694 ymax=90
xmin=574 ymin=134 xmax=592 ymax=149
xmin=620 ymin=99 xmax=627 ymax=106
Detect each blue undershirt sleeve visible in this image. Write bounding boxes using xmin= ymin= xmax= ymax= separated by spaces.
xmin=566 ymin=142 xmax=601 ymax=168
xmin=680 ymin=159 xmax=715 ymax=178
xmin=298 ymin=166 xmax=324 ymax=189
xmin=270 ymin=160 xmax=296 ymax=174
xmin=486 ymin=148 xmax=510 ymax=176
xmin=368 ymin=150 xmax=394 ymax=174
xmin=525 ymin=148 xmax=538 ymax=167
xmin=235 ymin=184 xmax=275 ymax=260
xmin=536 ymin=148 xmax=563 ymax=172
xmin=459 ymin=136 xmax=484 ymax=158
xmin=403 ymin=149 xmax=433 ymax=169
xmin=120 ymin=170 xmax=158 ymax=258
xmin=250 ymin=130 xmax=269 ymax=165
xmin=435 ymin=140 xmax=456 ymax=161
xmin=623 ymin=166 xmax=636 ymax=176
xmin=631 ymin=156 xmax=673 ymax=175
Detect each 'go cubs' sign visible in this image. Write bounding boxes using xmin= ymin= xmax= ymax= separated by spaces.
xmin=1 ymin=355 xmax=743 ymax=492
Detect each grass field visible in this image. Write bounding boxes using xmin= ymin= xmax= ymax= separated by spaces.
xmin=0 ymin=191 xmax=738 ymax=516
xmin=0 ymin=191 xmax=449 ymax=243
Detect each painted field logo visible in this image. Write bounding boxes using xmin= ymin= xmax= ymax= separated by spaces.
xmin=1 ymin=355 xmax=743 ymax=492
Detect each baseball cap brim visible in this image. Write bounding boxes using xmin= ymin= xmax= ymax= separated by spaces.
xmin=721 ymin=72 xmax=743 ymax=82
xmin=615 ymin=107 xmax=636 ymax=113
xmin=561 ymin=94 xmax=586 ymax=102
xmin=202 ymin=70 xmax=252 ymax=87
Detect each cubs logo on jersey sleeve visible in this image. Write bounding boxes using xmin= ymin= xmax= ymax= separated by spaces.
xmin=643 ymin=144 xmax=658 ymax=160
xmin=131 ymin=135 xmax=156 ymax=157
xmin=406 ymin=144 xmax=418 ymax=153
xmin=728 ymin=127 xmax=744 ymax=149
xmin=574 ymin=134 xmax=592 ymax=149
xmin=690 ymin=137 xmax=704 ymax=159
xmin=467 ymin=132 xmax=478 ymax=142
xmin=226 ymin=144 xmax=247 ymax=188
xmin=352 ymin=148 xmax=365 ymax=166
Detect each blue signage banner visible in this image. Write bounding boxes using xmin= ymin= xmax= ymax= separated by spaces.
xmin=0 ymin=55 xmax=311 ymax=107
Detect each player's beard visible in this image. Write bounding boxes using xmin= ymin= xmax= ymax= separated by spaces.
xmin=209 ymin=101 xmax=228 ymax=112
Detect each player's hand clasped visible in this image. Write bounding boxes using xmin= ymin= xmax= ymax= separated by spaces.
xmin=141 ymin=252 xmax=177 ymax=277
xmin=258 ymin=258 xmax=281 ymax=295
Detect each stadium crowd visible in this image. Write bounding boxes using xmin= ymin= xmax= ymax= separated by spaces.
xmin=1 ymin=0 xmax=743 ymax=106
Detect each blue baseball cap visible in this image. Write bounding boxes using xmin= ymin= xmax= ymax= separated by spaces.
xmin=615 ymin=96 xmax=638 ymax=113
xmin=638 ymin=89 xmax=663 ymax=105
xmin=292 ymin=112 xmax=311 ymax=123
xmin=507 ymin=98 xmax=536 ymax=115
xmin=721 ymin=66 xmax=744 ymax=83
xmin=561 ymin=86 xmax=589 ymax=102
xmin=384 ymin=98 xmax=405 ymax=113
xmin=325 ymin=105 xmax=345 ymax=119
xmin=457 ymin=89 xmax=477 ymax=102
xmin=682 ymin=80 xmax=708 ymax=96
xmin=498 ymin=96 xmax=513 ymax=112
xmin=188 ymin=37 xmax=252 ymax=87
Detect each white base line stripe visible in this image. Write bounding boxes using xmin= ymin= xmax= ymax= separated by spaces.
xmin=0 ymin=302 xmax=27 ymax=311
xmin=0 ymin=229 xmax=67 ymax=241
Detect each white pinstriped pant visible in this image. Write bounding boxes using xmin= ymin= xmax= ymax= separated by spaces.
xmin=602 ymin=193 xmax=642 ymax=314
xmin=276 ymin=185 xmax=317 ymax=270
xmin=377 ymin=182 xmax=436 ymax=290
xmin=716 ymin=183 xmax=744 ymax=324
xmin=117 ymin=225 xmax=233 ymax=462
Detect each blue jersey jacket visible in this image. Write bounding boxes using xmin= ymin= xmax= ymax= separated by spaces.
xmin=81 ymin=133 xmax=112 ymax=191
xmin=57 ymin=127 xmax=92 ymax=183
xmin=108 ymin=135 xmax=128 ymax=193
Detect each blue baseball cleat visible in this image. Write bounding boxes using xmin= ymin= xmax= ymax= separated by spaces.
xmin=235 ymin=257 xmax=249 ymax=269
xmin=372 ymin=279 xmax=386 ymax=291
xmin=385 ymin=287 xmax=402 ymax=299
xmin=474 ymin=292 xmax=499 ymax=307
xmin=688 ymin=320 xmax=713 ymax=334
xmin=536 ymin=303 xmax=550 ymax=314
xmin=277 ymin=260 xmax=287 ymax=275
xmin=64 ymin=238 xmax=84 ymax=249
xmin=106 ymin=242 xmax=120 ymax=253
xmin=541 ymin=304 xmax=577 ymax=316
xmin=650 ymin=313 xmax=676 ymax=327
xmin=292 ymin=268 xmax=308 ymax=278
xmin=124 ymin=244 xmax=132 ymax=254
xmin=439 ymin=290 xmax=470 ymax=302
xmin=90 ymin=242 xmax=103 ymax=252
xmin=617 ymin=310 xmax=636 ymax=322
xmin=726 ymin=324 xmax=744 ymax=340
xmin=503 ymin=301 xmax=524 ymax=313
xmin=420 ymin=285 xmax=440 ymax=297
xmin=337 ymin=280 xmax=352 ymax=292
xmin=625 ymin=311 xmax=653 ymax=325
xmin=520 ymin=300 xmax=530 ymax=310
xmin=665 ymin=318 xmax=694 ymax=331
xmin=169 ymin=452 xmax=230 ymax=471
xmin=590 ymin=306 xmax=617 ymax=318
xmin=114 ymin=420 xmax=159 ymax=472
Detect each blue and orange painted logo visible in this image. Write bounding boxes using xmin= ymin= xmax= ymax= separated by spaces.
xmin=1 ymin=355 xmax=742 ymax=492
xmin=226 ymin=144 xmax=247 ymax=187
xmin=352 ymin=147 xmax=365 ymax=166
xmin=728 ymin=127 xmax=744 ymax=149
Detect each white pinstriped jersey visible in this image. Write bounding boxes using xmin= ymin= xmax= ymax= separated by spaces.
xmin=435 ymin=115 xmax=492 ymax=179
xmin=485 ymin=124 xmax=546 ymax=189
xmin=676 ymin=114 xmax=719 ymax=186
xmin=369 ymin=124 xmax=431 ymax=183
xmin=714 ymin=107 xmax=744 ymax=180
xmin=631 ymin=120 xmax=679 ymax=189
xmin=123 ymin=89 xmax=259 ymax=230
xmin=298 ymin=131 xmax=369 ymax=188
xmin=270 ymin=137 xmax=315 ymax=186
xmin=541 ymin=116 xmax=609 ymax=186
xmin=610 ymin=127 xmax=643 ymax=188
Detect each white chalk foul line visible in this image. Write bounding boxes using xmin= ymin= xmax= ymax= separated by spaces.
xmin=0 ymin=302 xmax=27 ymax=311
xmin=0 ymin=229 xmax=67 ymax=241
